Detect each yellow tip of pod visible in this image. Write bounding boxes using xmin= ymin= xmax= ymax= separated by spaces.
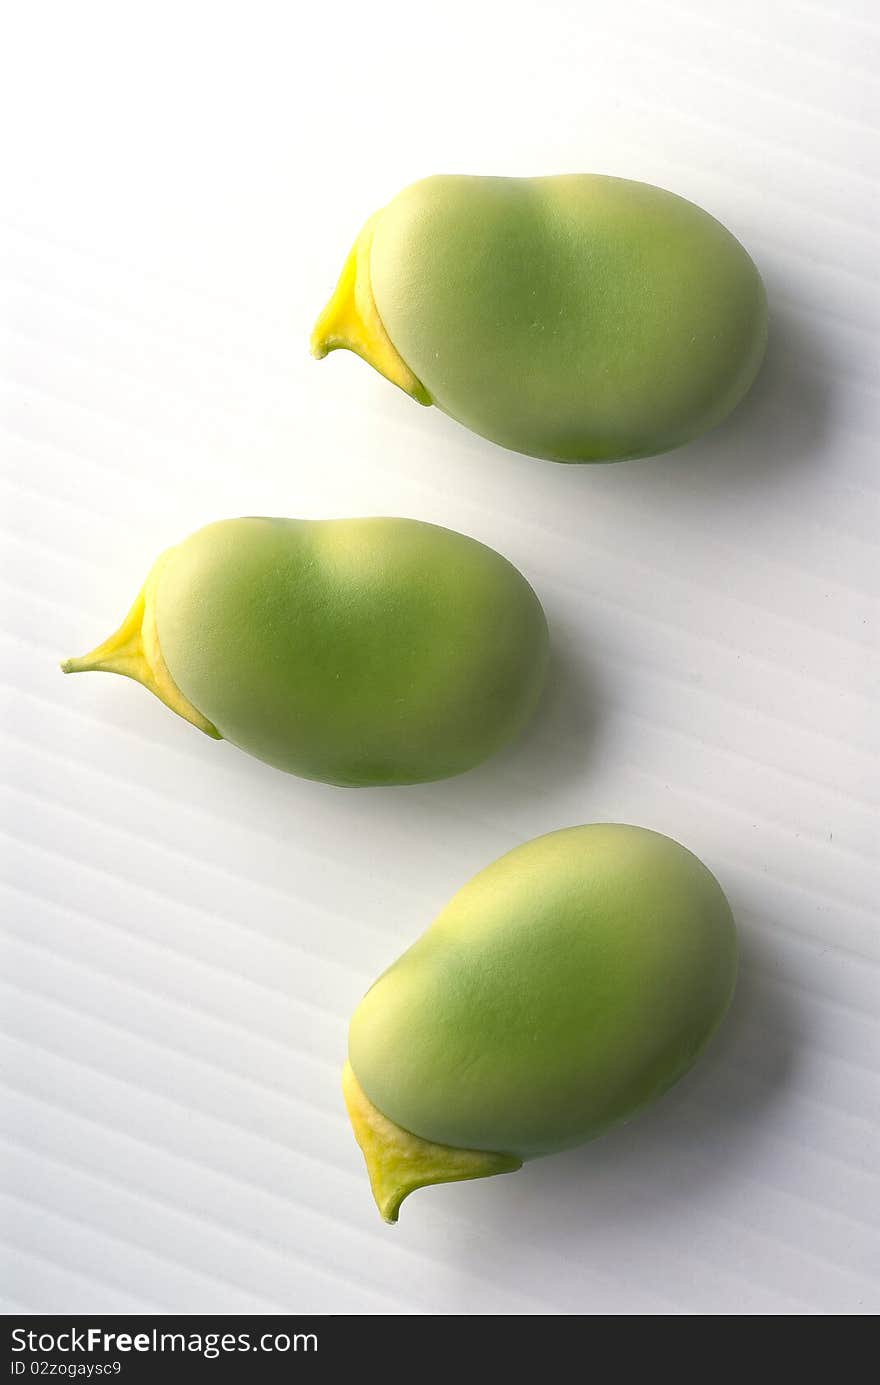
xmin=342 ymin=1061 xmax=521 ymax=1224
xmin=311 ymin=212 xmax=432 ymax=407
xmin=61 ymin=551 xmax=221 ymax=740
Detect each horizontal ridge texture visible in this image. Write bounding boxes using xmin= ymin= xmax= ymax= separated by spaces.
xmin=1 ymin=0 xmax=877 ymax=1315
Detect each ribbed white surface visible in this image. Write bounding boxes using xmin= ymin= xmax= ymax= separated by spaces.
xmin=1 ymin=0 xmax=878 ymax=1315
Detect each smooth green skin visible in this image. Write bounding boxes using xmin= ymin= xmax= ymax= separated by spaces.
xmin=156 ymin=517 xmax=548 ymax=787
xmin=369 ymin=174 xmax=768 ymax=462
xmin=349 ymin=825 xmax=737 ymax=1157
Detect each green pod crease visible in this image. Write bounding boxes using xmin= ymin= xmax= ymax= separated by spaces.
xmin=346 ymin=824 xmax=738 ymax=1220
xmin=313 ymin=174 xmax=768 ymax=463
xmin=62 ymin=516 xmax=549 ymax=787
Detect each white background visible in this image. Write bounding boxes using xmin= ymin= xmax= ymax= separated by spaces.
xmin=1 ymin=0 xmax=878 ymax=1315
